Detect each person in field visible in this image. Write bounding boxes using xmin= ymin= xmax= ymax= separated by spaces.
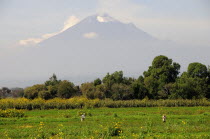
xmin=81 ymin=113 xmax=85 ymax=122
xmin=162 ymin=114 xmax=166 ymax=122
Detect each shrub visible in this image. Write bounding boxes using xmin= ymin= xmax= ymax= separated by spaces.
xmin=0 ymin=98 xmax=209 ymax=110
xmin=0 ymin=109 xmax=25 ymax=118
xmin=108 ymin=122 xmax=122 ymax=136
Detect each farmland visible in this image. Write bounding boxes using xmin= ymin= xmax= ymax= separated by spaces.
xmin=0 ymin=107 xmax=210 ymax=139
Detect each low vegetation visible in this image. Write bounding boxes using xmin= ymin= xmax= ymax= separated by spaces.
xmin=0 ymin=98 xmax=210 ymax=110
xmin=0 ymin=107 xmax=209 ymax=138
xmin=0 ymin=109 xmax=25 ymax=118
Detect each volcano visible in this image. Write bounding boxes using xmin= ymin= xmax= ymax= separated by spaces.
xmin=40 ymin=14 xmax=157 ymax=46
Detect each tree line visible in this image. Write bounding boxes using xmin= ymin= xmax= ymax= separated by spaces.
xmin=1 ymin=55 xmax=210 ymax=100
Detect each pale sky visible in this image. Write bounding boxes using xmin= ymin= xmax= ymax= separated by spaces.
xmin=0 ymin=0 xmax=210 ymax=49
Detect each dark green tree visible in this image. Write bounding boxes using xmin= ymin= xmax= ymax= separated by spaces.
xmin=94 ymin=84 xmax=106 ymax=99
xmin=47 ymin=85 xmax=59 ymax=98
xmin=80 ymin=82 xmax=95 ymax=99
xmin=38 ymin=90 xmax=52 ymax=100
xmin=57 ymin=80 xmax=76 ymax=98
xmin=111 ymin=83 xmax=133 ymax=100
xmin=123 ymin=77 xmax=135 ymax=85
xmin=170 ymin=63 xmax=209 ymax=99
xmin=143 ymin=55 xmax=180 ymax=99
xmin=44 ymin=74 xmax=61 ymax=99
xmin=170 ymin=74 xmax=208 ymax=99
xmin=45 ymin=73 xmax=61 ymax=86
xmin=102 ymin=71 xmax=124 ymax=87
xmin=93 ymin=78 xmax=102 ymax=86
xmin=24 ymin=84 xmax=46 ymax=99
xmin=102 ymin=71 xmax=126 ymax=98
xmin=187 ymin=63 xmax=208 ymax=98
xmin=80 ymin=82 xmax=105 ymax=99
xmin=188 ymin=62 xmax=208 ymax=78
xmin=131 ymin=76 xmax=148 ymax=99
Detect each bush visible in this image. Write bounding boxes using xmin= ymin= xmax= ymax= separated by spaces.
xmin=0 ymin=98 xmax=209 ymax=110
xmin=0 ymin=109 xmax=25 ymax=118
xmin=108 ymin=122 xmax=122 ymax=136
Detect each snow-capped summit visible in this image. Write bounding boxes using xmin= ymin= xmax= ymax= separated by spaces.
xmin=80 ymin=14 xmax=118 ymax=23
xmin=96 ymin=14 xmax=116 ymax=23
xmin=40 ymin=14 xmax=156 ymax=45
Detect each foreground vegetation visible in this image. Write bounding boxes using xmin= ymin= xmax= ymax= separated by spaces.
xmin=0 ymin=107 xmax=210 ymax=138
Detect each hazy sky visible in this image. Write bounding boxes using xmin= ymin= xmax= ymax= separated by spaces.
xmin=0 ymin=0 xmax=210 ymax=49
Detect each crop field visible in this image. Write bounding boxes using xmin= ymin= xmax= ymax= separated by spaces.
xmin=0 ymin=107 xmax=210 ymax=139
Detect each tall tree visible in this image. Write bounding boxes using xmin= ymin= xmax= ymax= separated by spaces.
xmin=45 ymin=73 xmax=61 ymax=86
xmin=111 ymin=83 xmax=133 ymax=100
xmin=170 ymin=63 xmax=209 ymax=99
xmin=57 ymin=80 xmax=76 ymax=98
xmin=170 ymin=74 xmax=208 ymax=99
xmin=93 ymin=78 xmax=102 ymax=86
xmin=143 ymin=55 xmax=180 ymax=99
xmin=24 ymin=84 xmax=46 ymax=99
xmin=131 ymin=76 xmax=148 ymax=99
xmin=102 ymin=71 xmax=124 ymax=86
xmin=188 ymin=62 xmax=208 ymax=78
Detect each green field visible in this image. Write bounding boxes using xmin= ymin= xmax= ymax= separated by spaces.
xmin=0 ymin=107 xmax=210 ymax=139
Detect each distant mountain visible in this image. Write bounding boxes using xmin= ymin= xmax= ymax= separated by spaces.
xmin=0 ymin=14 xmax=209 ymax=87
xmin=40 ymin=14 xmax=157 ymax=46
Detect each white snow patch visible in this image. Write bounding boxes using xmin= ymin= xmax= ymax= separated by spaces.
xmin=97 ymin=16 xmax=115 ymax=22
xmin=83 ymin=32 xmax=98 ymax=39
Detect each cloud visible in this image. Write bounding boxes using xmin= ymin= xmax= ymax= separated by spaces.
xmin=18 ymin=16 xmax=80 ymax=46
xmin=19 ymin=38 xmax=42 ymax=46
xmin=83 ymin=32 xmax=98 ymax=39
xmin=61 ymin=16 xmax=79 ymax=32
xmin=42 ymin=33 xmax=57 ymax=39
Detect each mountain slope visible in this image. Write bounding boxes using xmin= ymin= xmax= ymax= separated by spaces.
xmin=40 ymin=14 xmax=156 ymax=47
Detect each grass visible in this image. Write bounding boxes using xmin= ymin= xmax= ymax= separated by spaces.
xmin=0 ymin=107 xmax=210 ymax=138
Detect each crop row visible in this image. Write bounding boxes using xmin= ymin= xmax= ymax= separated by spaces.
xmin=0 ymin=97 xmax=210 ymax=110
